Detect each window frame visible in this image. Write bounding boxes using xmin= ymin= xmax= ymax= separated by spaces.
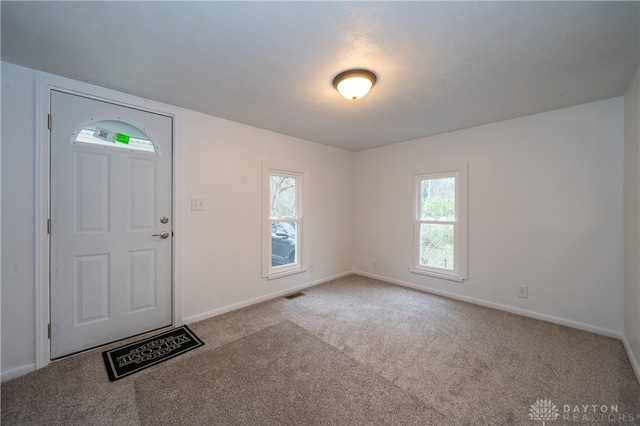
xmin=412 ymin=165 xmax=468 ymax=282
xmin=262 ymin=164 xmax=305 ymax=280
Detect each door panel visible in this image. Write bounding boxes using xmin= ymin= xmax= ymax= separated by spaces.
xmin=129 ymin=249 xmax=157 ymax=311
xmin=129 ymin=159 xmax=157 ymax=230
xmin=75 ymin=253 xmax=110 ymax=324
xmin=50 ymin=90 xmax=173 ymax=358
xmin=76 ymin=152 xmax=110 ymax=233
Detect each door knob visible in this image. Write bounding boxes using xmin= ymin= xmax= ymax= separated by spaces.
xmin=152 ymin=231 xmax=169 ymax=239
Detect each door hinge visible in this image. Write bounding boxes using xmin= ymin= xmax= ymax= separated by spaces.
xmin=47 ymin=323 xmax=51 ymax=339
xmin=47 ymin=114 xmax=51 ymax=130
xmin=47 ymin=218 xmax=51 ymax=234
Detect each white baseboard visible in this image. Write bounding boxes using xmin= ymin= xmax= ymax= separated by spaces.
xmin=1 ymin=363 xmax=36 ymax=383
xmin=182 ymin=270 xmax=355 ymax=324
xmin=355 ymin=270 xmax=623 ymax=339
xmin=622 ymin=336 xmax=640 ymax=384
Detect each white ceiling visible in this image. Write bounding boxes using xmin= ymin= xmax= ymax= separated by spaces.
xmin=2 ymin=1 xmax=639 ymax=152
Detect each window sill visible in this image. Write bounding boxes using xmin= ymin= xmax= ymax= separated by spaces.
xmin=266 ymin=267 xmax=306 ymax=281
xmin=408 ymin=267 xmax=465 ymax=283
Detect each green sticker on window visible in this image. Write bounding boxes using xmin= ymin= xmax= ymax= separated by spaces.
xmin=115 ymin=133 xmax=130 ymax=144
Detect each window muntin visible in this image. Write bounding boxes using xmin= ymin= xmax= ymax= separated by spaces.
xmin=414 ymin=168 xmax=467 ymax=281
xmin=72 ymin=119 xmax=157 ymax=153
xmin=264 ymin=168 xmax=303 ymax=278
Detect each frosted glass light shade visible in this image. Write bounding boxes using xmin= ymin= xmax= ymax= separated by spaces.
xmin=333 ymin=69 xmax=377 ymax=101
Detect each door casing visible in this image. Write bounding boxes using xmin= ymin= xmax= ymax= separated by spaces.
xmin=35 ymin=73 xmax=183 ymax=369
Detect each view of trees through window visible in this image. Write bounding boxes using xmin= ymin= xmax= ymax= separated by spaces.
xmin=270 ymin=175 xmax=296 ymax=219
xmin=419 ymin=177 xmax=455 ymax=270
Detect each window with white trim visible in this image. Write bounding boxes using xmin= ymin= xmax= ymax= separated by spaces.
xmin=263 ymin=167 xmax=303 ymax=279
xmin=413 ymin=166 xmax=467 ymax=282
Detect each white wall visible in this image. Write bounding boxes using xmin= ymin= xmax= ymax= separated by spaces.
xmin=1 ymin=63 xmax=37 ymax=377
xmin=0 ymin=62 xmax=354 ymax=378
xmin=354 ymin=98 xmax=624 ymax=336
xmin=624 ymin=65 xmax=640 ymax=380
xmin=179 ymin=110 xmax=354 ymax=322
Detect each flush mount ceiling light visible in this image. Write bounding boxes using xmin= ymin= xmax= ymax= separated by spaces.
xmin=333 ymin=69 xmax=377 ymax=101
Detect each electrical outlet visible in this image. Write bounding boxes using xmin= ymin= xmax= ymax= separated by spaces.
xmin=307 ymin=264 xmax=314 ymax=273
xmin=191 ymin=198 xmax=205 ymax=211
xmin=518 ymin=286 xmax=528 ymax=298
xmin=373 ymin=261 xmax=378 ymax=270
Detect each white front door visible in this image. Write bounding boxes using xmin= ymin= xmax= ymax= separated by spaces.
xmin=49 ymin=90 xmax=173 ymax=359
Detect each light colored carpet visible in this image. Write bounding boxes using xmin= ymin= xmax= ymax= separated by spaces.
xmin=2 ymin=274 xmax=639 ymax=425
xmin=135 ymin=320 xmax=444 ymax=425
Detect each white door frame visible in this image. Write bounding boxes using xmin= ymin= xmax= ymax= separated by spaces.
xmin=35 ymin=73 xmax=183 ymax=369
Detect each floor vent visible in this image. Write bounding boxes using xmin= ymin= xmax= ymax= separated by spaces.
xmin=285 ymin=292 xmax=305 ymax=300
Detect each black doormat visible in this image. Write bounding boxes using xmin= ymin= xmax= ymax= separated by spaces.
xmin=102 ymin=325 xmax=204 ymax=381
